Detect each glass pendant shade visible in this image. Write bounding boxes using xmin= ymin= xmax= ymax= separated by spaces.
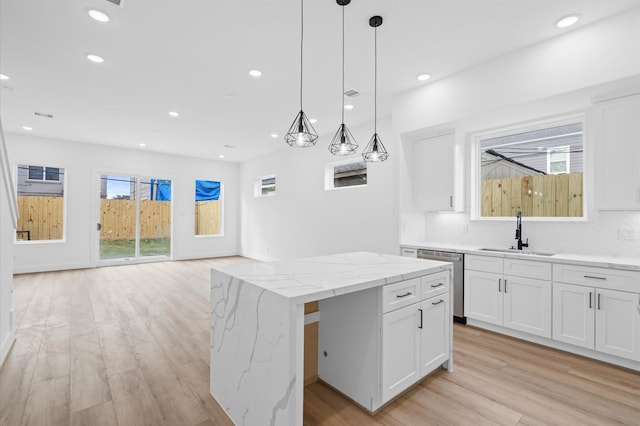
xmin=329 ymin=123 xmax=358 ymax=155
xmin=285 ymin=110 xmax=318 ymax=147
xmin=362 ymin=133 xmax=389 ymax=162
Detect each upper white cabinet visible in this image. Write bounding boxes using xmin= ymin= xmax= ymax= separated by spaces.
xmin=593 ymin=93 xmax=640 ymax=210
xmin=413 ymin=132 xmax=463 ymax=212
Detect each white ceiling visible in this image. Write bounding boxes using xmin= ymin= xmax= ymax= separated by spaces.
xmin=1 ymin=0 xmax=639 ymax=162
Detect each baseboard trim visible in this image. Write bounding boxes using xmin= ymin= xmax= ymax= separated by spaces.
xmin=0 ymin=330 xmax=16 ymax=369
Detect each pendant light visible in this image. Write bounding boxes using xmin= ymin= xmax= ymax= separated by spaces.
xmin=362 ymin=15 xmax=389 ymax=162
xmin=329 ymin=0 xmax=358 ymax=156
xmin=285 ymin=0 xmax=318 ymax=147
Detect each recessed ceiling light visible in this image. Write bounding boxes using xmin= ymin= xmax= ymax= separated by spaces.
xmin=270 ymin=133 xmax=278 ymax=138
xmin=249 ymin=69 xmax=262 ymax=78
xmin=168 ymin=111 xmax=180 ymax=117
xmin=344 ymin=104 xmax=354 ymax=110
xmin=139 ymin=143 xmax=146 ymax=147
xmin=417 ymin=73 xmax=431 ymax=81
xmin=556 ymin=15 xmax=580 ymax=28
xmin=0 ymin=74 xmax=9 ymax=80
xmin=22 ymin=126 xmax=33 ymax=131
xmin=88 ymin=9 xmax=110 ymax=23
xmin=309 ymin=118 xmax=318 ymax=124
xmin=219 ymin=154 xmax=225 ymax=159
xmin=86 ymin=54 xmax=105 ymax=63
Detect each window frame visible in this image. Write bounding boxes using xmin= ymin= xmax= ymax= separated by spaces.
xmin=471 ymin=114 xmax=587 ymax=222
xmin=27 ymin=165 xmax=62 ymax=183
xmin=254 ymin=174 xmax=276 ymax=197
xmin=547 ymin=145 xmax=571 ymax=175
xmin=194 ymin=179 xmax=224 ymax=238
xmin=324 ymin=159 xmax=368 ymax=191
xmin=15 ymin=163 xmax=68 ymax=244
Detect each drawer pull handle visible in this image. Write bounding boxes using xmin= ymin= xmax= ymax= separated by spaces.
xmin=418 ymin=309 xmax=423 ymax=329
xmin=584 ymin=275 xmax=606 ymax=280
xmin=504 ymin=279 xmax=507 ymax=294
xmin=498 ymin=278 xmax=502 ymax=292
xmin=597 ymin=293 xmax=601 ymax=310
xmin=589 ymin=292 xmax=592 ymax=309
xmin=396 ymin=292 xmax=413 ymax=298
xmin=432 ymin=300 xmax=444 ymax=306
xmin=430 ymin=283 xmax=444 ymax=288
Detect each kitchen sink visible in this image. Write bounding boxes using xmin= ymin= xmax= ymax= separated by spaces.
xmin=478 ymin=248 xmax=555 ymax=256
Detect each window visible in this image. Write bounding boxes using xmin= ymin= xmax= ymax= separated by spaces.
xmin=325 ymin=160 xmax=367 ymax=190
xmin=195 ymin=179 xmax=223 ymax=236
xmin=28 ymin=165 xmax=61 ymax=182
xmin=475 ymin=119 xmax=584 ymax=219
xmin=16 ymin=164 xmax=65 ymax=241
xmin=547 ymin=146 xmax=570 ymax=174
xmin=255 ymin=175 xmax=276 ymax=197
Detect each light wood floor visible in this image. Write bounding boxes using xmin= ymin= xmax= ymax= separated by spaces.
xmin=1 ymin=257 xmax=639 ymax=425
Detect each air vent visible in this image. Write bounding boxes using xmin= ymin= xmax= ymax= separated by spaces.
xmin=344 ymin=89 xmax=361 ymax=98
xmin=34 ymin=112 xmax=53 ymax=118
xmin=105 ymin=0 xmax=125 ymax=7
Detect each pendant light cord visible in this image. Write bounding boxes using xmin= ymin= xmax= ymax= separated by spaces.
xmin=341 ymin=6 xmax=345 ymax=124
xmin=300 ymin=0 xmax=304 ymax=110
xmin=374 ymin=26 xmax=377 ymax=134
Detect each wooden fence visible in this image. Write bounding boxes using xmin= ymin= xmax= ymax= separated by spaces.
xmin=482 ymin=172 xmax=583 ymax=217
xmin=101 ymin=199 xmax=171 ymax=240
xmin=195 ymin=200 xmax=221 ymax=235
xmin=18 ymin=197 xmax=221 ymax=241
xmin=17 ymin=195 xmax=63 ymax=240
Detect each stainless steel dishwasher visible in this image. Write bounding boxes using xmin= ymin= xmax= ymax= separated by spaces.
xmin=417 ymin=249 xmax=465 ymax=323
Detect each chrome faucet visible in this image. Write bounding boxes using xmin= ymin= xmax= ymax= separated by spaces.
xmin=515 ymin=211 xmax=529 ymax=250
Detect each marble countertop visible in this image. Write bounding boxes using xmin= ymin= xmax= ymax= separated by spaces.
xmin=401 ymin=242 xmax=640 ymax=271
xmin=211 ymin=251 xmax=451 ymax=304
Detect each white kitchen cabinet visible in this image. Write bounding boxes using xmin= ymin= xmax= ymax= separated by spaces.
xmin=319 ymin=268 xmax=452 ymax=412
xmin=382 ymin=292 xmax=450 ymax=402
xmin=553 ymin=282 xmax=640 ymax=361
xmin=465 ymin=255 xmax=552 ymax=338
xmin=593 ymin=93 xmax=640 ymax=210
xmin=413 ymin=132 xmax=462 ymax=212
xmin=420 ymin=294 xmax=450 ymax=375
xmin=382 ymin=303 xmax=421 ymax=402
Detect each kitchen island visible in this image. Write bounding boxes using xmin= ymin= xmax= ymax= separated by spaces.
xmin=210 ymin=252 xmax=453 ymax=425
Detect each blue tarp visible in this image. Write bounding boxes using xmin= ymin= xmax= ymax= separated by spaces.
xmin=151 ymin=179 xmax=172 ymax=201
xmin=196 ymin=180 xmax=220 ymax=201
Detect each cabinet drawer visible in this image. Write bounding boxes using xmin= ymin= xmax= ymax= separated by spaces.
xmin=553 ymin=264 xmax=640 ymax=293
xmin=465 ymin=255 xmax=503 ymax=274
xmin=382 ymin=278 xmax=421 ymax=313
xmin=504 ymin=258 xmax=551 ymax=280
xmin=421 ymin=271 xmax=450 ymax=300
xmin=401 ymin=247 xmax=418 ymax=258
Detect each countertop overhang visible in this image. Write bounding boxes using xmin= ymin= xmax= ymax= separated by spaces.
xmin=211 ymin=251 xmax=451 ymax=305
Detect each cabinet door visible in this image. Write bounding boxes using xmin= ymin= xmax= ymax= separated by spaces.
xmin=420 ymin=294 xmax=450 ymax=375
xmin=414 ymin=132 xmax=457 ymax=211
xmin=464 ymin=270 xmax=503 ymax=325
xmin=593 ymin=93 xmax=640 ymax=210
xmin=595 ymin=289 xmax=640 ymax=361
xmin=382 ymin=304 xmax=421 ymax=402
xmin=552 ymin=282 xmax=594 ymax=349
xmin=503 ymin=276 xmax=551 ymax=338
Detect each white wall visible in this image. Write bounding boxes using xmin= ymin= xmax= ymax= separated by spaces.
xmin=240 ymin=119 xmax=399 ymax=261
xmin=396 ymin=8 xmax=640 ymax=258
xmin=7 ymin=134 xmax=240 ymax=273
xmin=0 ymin=131 xmax=15 ymax=366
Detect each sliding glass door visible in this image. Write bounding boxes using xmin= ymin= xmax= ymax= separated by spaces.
xmin=99 ymin=174 xmax=171 ymax=262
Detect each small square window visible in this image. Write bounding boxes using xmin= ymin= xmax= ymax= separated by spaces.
xmin=325 ymin=160 xmax=367 ymax=190
xmin=255 ymin=175 xmax=276 ymax=197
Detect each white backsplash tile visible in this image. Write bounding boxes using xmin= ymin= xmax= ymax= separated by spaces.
xmin=422 ymin=210 xmax=640 ymax=258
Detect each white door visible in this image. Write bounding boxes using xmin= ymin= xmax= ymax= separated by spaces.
xmin=503 ymin=276 xmax=552 ymax=338
xmin=382 ymin=304 xmax=421 ymax=403
xmin=464 ymin=270 xmax=503 ymax=325
xmin=552 ymin=282 xmax=594 ymax=349
xmin=595 ymin=289 xmax=640 ymax=361
xmin=420 ymin=295 xmax=449 ymax=375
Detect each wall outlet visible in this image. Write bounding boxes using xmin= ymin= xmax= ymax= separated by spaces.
xmin=618 ymin=227 xmax=639 ymax=240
